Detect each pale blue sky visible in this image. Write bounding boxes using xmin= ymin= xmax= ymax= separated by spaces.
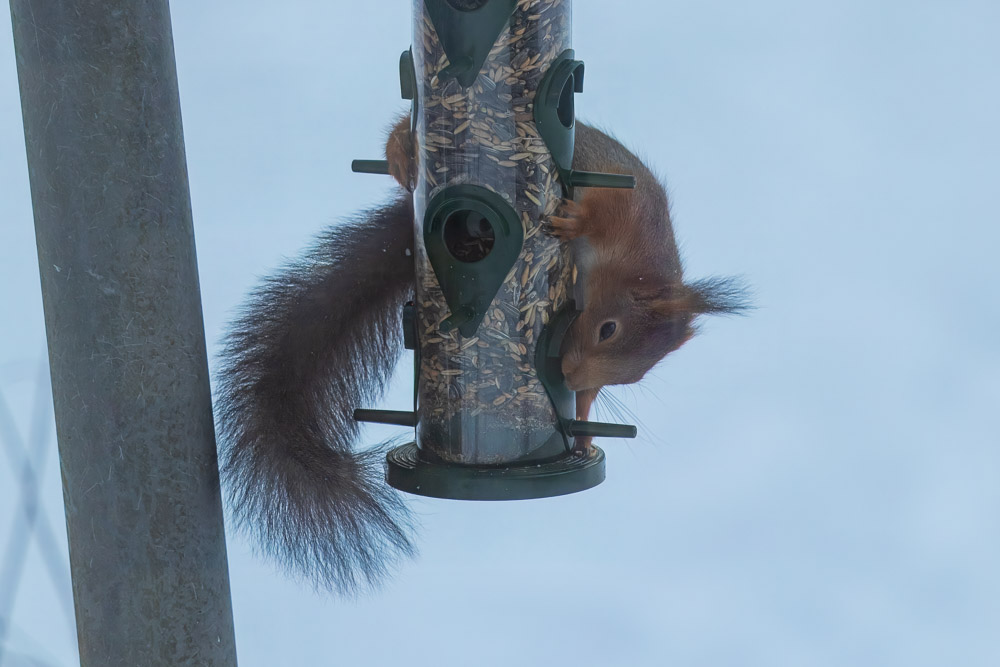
xmin=2 ymin=1 xmax=998 ymax=665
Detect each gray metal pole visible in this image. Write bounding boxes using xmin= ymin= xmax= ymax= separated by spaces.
xmin=9 ymin=1 xmax=238 ymax=665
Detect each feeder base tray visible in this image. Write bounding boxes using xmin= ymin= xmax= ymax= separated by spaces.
xmin=385 ymin=442 xmax=605 ymax=501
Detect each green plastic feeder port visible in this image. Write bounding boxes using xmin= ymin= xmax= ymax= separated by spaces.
xmin=534 ymin=49 xmax=584 ymax=176
xmin=422 ymin=185 xmax=523 ymax=338
xmin=422 ymin=0 xmax=518 ymax=88
xmin=535 ymin=49 xmax=637 ymax=191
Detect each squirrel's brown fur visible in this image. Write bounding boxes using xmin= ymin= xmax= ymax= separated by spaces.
xmin=215 ymin=118 xmax=749 ymax=594
xmin=216 ymin=196 xmax=416 ymax=594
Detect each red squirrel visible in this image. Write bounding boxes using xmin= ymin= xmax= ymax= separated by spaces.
xmin=215 ymin=115 xmax=748 ymax=594
xmin=388 ymin=115 xmax=748 ymax=445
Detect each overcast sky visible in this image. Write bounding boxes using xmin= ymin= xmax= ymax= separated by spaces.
xmin=2 ymin=1 xmax=999 ymax=665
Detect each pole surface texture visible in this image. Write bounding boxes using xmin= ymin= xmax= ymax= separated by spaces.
xmin=9 ymin=1 xmax=238 ymax=664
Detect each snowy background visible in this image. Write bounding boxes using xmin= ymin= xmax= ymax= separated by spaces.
xmin=2 ymin=1 xmax=998 ymax=665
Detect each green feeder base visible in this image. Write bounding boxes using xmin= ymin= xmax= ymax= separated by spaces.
xmin=386 ymin=442 xmax=605 ymax=501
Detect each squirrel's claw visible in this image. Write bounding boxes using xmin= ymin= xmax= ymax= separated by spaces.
xmin=556 ymin=198 xmax=582 ymax=217
xmin=544 ymin=198 xmax=585 ymax=240
xmin=545 ymin=216 xmax=580 ymax=240
xmin=545 ymin=217 xmax=583 ymax=241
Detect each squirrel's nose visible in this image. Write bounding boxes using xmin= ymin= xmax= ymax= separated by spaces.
xmin=561 ymin=356 xmax=581 ymax=390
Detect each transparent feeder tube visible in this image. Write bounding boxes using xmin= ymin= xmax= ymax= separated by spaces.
xmin=412 ymin=0 xmax=574 ymax=464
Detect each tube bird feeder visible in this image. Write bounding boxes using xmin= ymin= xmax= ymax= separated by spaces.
xmin=355 ymin=0 xmax=636 ymax=500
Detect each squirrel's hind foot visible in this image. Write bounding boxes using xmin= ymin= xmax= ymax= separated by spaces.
xmin=385 ymin=116 xmax=416 ymax=191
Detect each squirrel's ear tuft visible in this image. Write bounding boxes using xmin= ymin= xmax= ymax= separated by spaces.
xmin=633 ymin=278 xmax=753 ymax=318
xmin=631 ymin=283 xmax=685 ymax=317
xmin=683 ymin=276 xmax=754 ymax=316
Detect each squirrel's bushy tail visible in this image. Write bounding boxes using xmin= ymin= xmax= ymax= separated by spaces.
xmin=215 ymin=194 xmax=415 ymax=595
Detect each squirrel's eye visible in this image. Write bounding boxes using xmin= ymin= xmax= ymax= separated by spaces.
xmin=599 ymin=321 xmax=617 ymax=342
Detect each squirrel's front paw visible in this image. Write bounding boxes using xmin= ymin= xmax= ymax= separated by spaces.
xmin=544 ymin=199 xmax=585 ymax=240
